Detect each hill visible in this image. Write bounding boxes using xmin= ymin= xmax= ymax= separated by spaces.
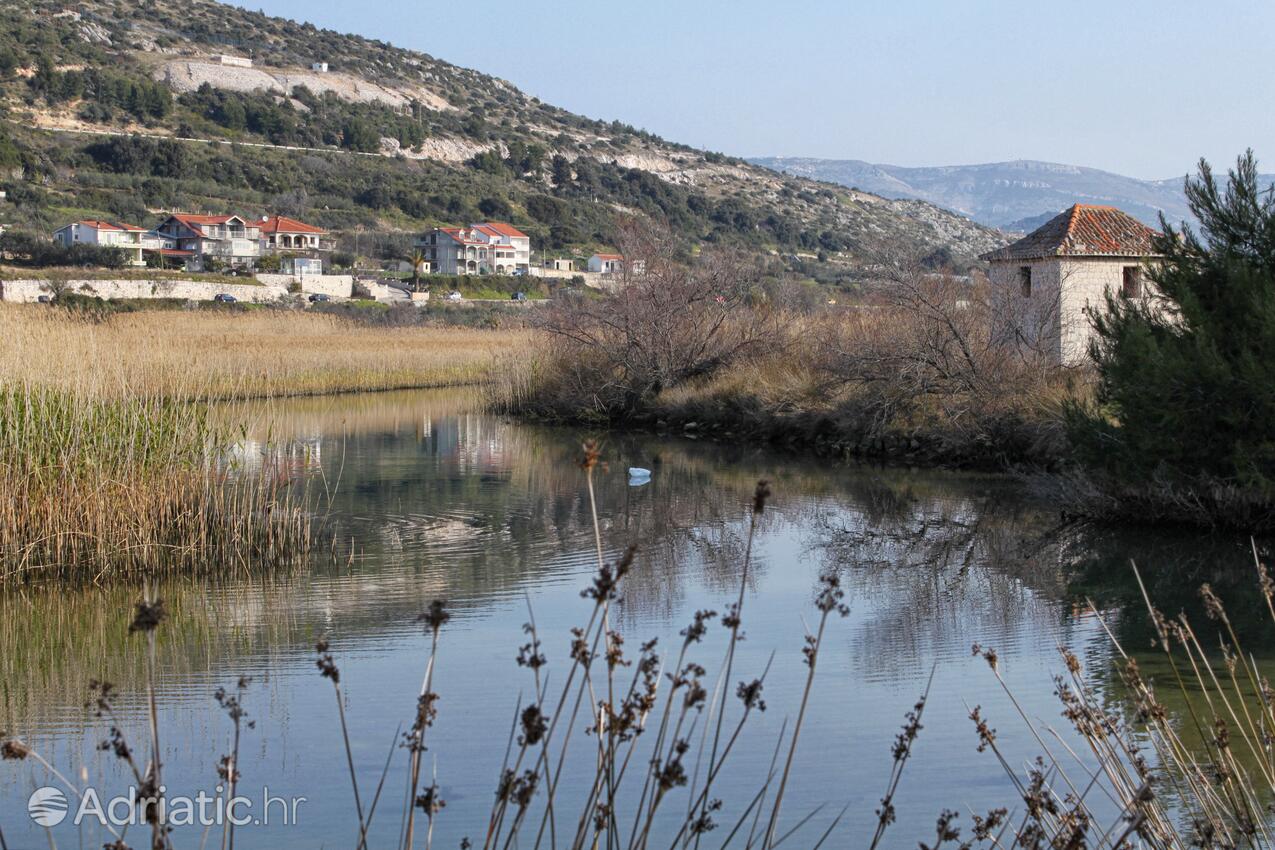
xmin=0 ymin=0 xmax=1003 ymax=282
xmin=749 ymin=157 xmax=1275 ymax=231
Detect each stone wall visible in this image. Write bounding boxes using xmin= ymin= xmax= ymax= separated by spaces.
xmin=989 ymin=256 xmax=1156 ymax=365
xmin=0 ymin=279 xmax=288 ymax=303
xmin=1058 ymin=258 xmax=1154 ymax=365
xmin=255 ymin=273 xmax=353 ymax=298
xmin=988 ymin=258 xmax=1064 ymax=363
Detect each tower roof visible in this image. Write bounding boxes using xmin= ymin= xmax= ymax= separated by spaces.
xmin=981 ymin=204 xmax=1160 ymax=261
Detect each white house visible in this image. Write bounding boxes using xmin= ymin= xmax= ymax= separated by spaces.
xmin=587 ymin=253 xmax=623 ymax=274
xmin=153 ymin=213 xmax=263 ymax=270
xmin=416 ymin=222 xmax=531 ymax=275
xmin=259 ymin=215 xmax=329 ymax=254
xmin=53 ymin=220 xmax=147 ymax=266
xmin=587 ymin=253 xmax=644 ymax=275
xmin=981 ymin=204 xmax=1160 ymax=365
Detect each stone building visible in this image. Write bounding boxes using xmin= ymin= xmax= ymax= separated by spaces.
xmin=982 ymin=204 xmax=1160 ymax=365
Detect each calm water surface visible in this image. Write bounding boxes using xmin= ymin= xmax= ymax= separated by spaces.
xmin=1 ymin=389 xmax=1268 ymax=848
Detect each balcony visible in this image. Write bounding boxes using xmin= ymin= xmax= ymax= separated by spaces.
xmin=205 ymin=238 xmax=261 ymax=258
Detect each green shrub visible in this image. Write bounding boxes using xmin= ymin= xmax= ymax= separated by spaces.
xmin=1066 ymin=151 xmax=1275 ymax=526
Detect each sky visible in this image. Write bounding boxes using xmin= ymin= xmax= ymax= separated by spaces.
xmin=237 ymin=0 xmax=1271 ymax=180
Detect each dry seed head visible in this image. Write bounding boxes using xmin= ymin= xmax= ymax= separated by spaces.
xmin=519 ymin=704 xmax=548 ymax=747
xmin=971 ymin=643 xmax=999 ymax=673
xmin=1199 ymin=583 xmax=1226 ymax=622
xmin=736 ymin=678 xmax=766 ymax=712
xmin=415 ymin=784 xmax=445 ymax=818
xmin=1258 ymin=560 xmax=1275 ymax=601
xmin=315 ymin=640 xmax=340 ymax=683
xmin=0 ymin=738 xmax=30 ymax=760
xmin=420 ymin=599 xmax=450 ymax=632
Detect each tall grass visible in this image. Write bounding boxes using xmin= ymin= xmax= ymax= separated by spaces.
xmin=0 ymin=385 xmax=311 ymax=582
xmin=0 ymin=304 xmax=530 ymax=400
xmin=0 ymin=303 xmax=527 ymax=581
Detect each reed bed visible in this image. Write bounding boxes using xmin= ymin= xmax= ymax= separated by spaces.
xmin=0 ymin=385 xmax=311 ymax=582
xmin=0 ymin=305 xmax=530 ymax=400
xmin=0 ymin=303 xmax=526 ymax=581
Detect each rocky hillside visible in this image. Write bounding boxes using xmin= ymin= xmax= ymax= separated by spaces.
xmin=751 ymin=157 xmax=1275 ymax=231
xmin=0 ymin=0 xmax=1004 ymax=280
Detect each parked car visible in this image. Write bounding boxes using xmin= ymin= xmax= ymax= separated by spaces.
xmin=445 ymin=290 xmax=463 ymax=302
xmin=36 ymin=295 xmax=50 ymax=303
xmin=510 ymin=291 xmax=527 ymax=302
xmin=512 ymin=268 xmax=528 ymax=277
xmin=308 ymin=293 xmax=330 ymax=303
xmin=213 ymin=293 xmax=237 ymax=303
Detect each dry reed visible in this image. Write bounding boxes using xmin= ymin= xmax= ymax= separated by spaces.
xmin=0 ymin=305 xmax=529 ymax=401
xmin=0 ymin=304 xmax=525 ymax=581
xmin=0 ymin=385 xmax=311 ymax=582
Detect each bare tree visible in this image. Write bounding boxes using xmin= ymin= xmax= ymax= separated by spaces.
xmin=534 ymin=218 xmax=787 ymax=414
xmin=815 ymin=250 xmax=1065 ymax=449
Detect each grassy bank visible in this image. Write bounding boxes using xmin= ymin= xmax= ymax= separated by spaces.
xmin=0 ymin=304 xmax=530 ymax=399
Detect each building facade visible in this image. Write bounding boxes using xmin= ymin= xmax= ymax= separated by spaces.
xmin=587 ymin=253 xmax=623 ymax=274
xmin=153 ymin=214 xmax=263 ymax=270
xmin=982 ymin=204 xmax=1160 ymax=365
xmin=53 ymin=220 xmax=147 ymax=266
xmin=259 ymin=215 xmax=330 ymax=254
xmin=416 ymin=222 xmax=531 ymax=275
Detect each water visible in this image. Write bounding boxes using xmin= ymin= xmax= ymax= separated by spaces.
xmin=1 ymin=388 xmax=1269 ymax=848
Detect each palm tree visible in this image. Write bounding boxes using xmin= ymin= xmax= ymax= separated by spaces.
xmin=409 ymin=249 xmax=427 ymax=293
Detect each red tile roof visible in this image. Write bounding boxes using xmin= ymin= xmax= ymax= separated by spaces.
xmin=592 ymin=253 xmax=623 ymax=261
xmin=472 ymin=221 xmax=528 ymax=239
xmin=171 ymin=213 xmax=244 ymax=226
xmin=259 ymin=215 xmax=326 ymax=235
xmin=165 ymin=213 xmax=250 ymax=238
xmin=68 ymin=219 xmax=146 ymax=232
xmin=437 ymin=227 xmax=484 ymax=245
xmin=982 ymin=204 xmax=1160 ymax=261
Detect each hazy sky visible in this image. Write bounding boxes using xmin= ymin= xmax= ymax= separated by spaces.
xmin=238 ymin=0 xmax=1270 ymax=180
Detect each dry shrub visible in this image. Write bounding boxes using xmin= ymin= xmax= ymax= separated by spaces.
xmin=504 ymin=219 xmax=791 ymax=418
xmin=812 ymin=261 xmax=1070 ymax=462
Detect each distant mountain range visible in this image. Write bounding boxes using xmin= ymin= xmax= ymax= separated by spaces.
xmin=748 ymin=157 xmax=1275 ymax=232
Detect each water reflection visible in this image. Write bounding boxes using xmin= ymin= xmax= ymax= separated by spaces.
xmin=2 ymin=388 xmax=1271 ymax=847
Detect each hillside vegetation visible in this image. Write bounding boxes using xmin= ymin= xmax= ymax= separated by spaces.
xmin=0 ymin=0 xmax=1001 ymax=281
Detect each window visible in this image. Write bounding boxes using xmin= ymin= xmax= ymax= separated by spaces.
xmin=1122 ymin=266 xmax=1142 ymax=298
xmin=1018 ymin=266 xmax=1032 ymax=297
